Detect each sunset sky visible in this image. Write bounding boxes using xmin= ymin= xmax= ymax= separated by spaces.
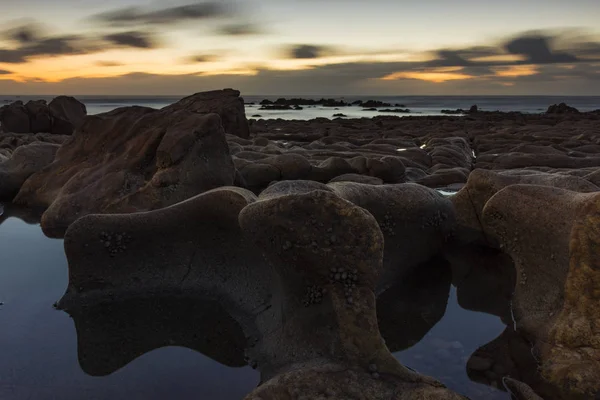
xmin=0 ymin=0 xmax=599 ymax=95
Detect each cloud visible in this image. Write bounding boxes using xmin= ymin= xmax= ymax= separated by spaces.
xmin=217 ymin=23 xmax=262 ymax=36
xmin=91 ymin=2 xmax=229 ymax=27
xmin=104 ymin=31 xmax=157 ymax=49
xmin=3 ymin=23 xmax=40 ymax=44
xmin=0 ymin=69 xmax=12 ymax=75
xmin=504 ymin=33 xmax=578 ymax=63
xmin=183 ymin=54 xmax=220 ymax=63
xmin=287 ymin=44 xmax=336 ymax=59
xmin=95 ymin=61 xmax=123 ymax=67
xmin=0 ymin=35 xmax=92 ymax=63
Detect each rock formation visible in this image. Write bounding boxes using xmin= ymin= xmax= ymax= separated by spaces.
xmin=14 ymin=105 xmax=236 ymax=235
xmin=0 ymin=97 xmax=87 ymax=134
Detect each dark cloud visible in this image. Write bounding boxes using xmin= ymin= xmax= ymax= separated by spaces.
xmin=183 ymin=54 xmax=220 ymax=63
xmin=217 ymin=23 xmax=262 ymax=36
xmin=504 ymin=34 xmax=578 ymax=63
xmin=0 ymin=69 xmax=12 ymax=75
xmin=91 ymin=2 xmax=229 ymax=27
xmin=0 ymin=35 xmax=91 ymax=63
xmin=3 ymin=24 xmax=40 ymax=44
xmin=287 ymin=44 xmax=334 ymax=59
xmin=104 ymin=31 xmax=156 ymax=49
xmin=95 ymin=61 xmax=123 ymax=67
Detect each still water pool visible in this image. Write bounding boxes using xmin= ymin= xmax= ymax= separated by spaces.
xmin=0 ymin=205 xmax=510 ymax=399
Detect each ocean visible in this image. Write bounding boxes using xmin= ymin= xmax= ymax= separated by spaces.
xmin=2 ymin=95 xmax=599 ymax=120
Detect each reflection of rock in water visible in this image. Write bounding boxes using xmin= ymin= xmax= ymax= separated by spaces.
xmin=446 ymin=244 xmax=516 ymax=322
xmin=467 ymin=326 xmax=553 ymax=399
xmin=66 ymin=296 xmax=247 ymax=376
xmin=0 ymin=202 xmax=43 ymax=226
xmin=377 ymin=257 xmax=451 ymax=352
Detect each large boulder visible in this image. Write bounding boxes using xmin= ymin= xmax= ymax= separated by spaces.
xmin=48 ymin=96 xmax=87 ymax=134
xmin=328 ymin=182 xmax=456 ymax=293
xmin=25 ymin=100 xmax=52 ymax=133
xmin=14 ymin=105 xmax=235 ymax=235
xmin=482 ymin=185 xmax=600 ymax=399
xmin=0 ymin=101 xmax=30 ymax=133
xmin=452 ymin=169 xmax=599 ymax=244
xmin=162 ymin=89 xmax=250 ymax=139
xmin=0 ymin=143 xmax=60 ymax=201
xmin=239 ymin=187 xmax=464 ymax=399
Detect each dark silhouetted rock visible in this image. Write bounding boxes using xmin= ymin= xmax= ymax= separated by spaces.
xmin=48 ymin=96 xmax=87 ymax=134
xmin=162 ymin=89 xmax=249 ymax=139
xmin=546 ymin=103 xmax=579 ymax=114
xmin=0 ymin=101 xmax=30 ymax=133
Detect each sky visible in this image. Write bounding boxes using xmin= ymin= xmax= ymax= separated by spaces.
xmin=0 ymin=0 xmax=599 ymax=95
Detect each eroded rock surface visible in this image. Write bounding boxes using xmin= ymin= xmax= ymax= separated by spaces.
xmin=14 ymin=106 xmax=235 ymax=235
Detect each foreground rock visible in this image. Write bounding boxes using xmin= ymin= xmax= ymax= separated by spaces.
xmin=14 ymin=98 xmax=237 ymax=235
xmin=239 ymin=188 xmax=463 ymax=399
xmin=481 ymin=185 xmax=600 ymax=399
xmin=57 ymin=184 xmax=465 ymax=399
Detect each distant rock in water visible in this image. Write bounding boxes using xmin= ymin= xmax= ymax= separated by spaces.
xmin=259 ymin=104 xmax=293 ymax=110
xmin=332 ymin=113 xmax=347 ymax=117
xmin=441 ymin=109 xmax=465 ymax=115
xmin=0 ymin=97 xmax=87 ymax=134
xmin=546 ymin=103 xmax=580 ymax=114
xmin=379 ymin=108 xmax=411 ymax=113
xmin=14 ymin=89 xmax=242 ymax=234
xmin=362 ymin=100 xmax=393 ymax=108
xmin=469 ymin=104 xmax=479 ymax=113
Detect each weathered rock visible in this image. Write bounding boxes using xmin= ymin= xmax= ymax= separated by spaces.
xmin=503 ymin=378 xmax=545 ymax=400
xmin=48 ymin=96 xmax=87 ymax=134
xmin=0 ymin=102 xmax=30 ymax=133
xmin=239 ymin=163 xmax=282 ymax=189
xmin=162 ymin=89 xmax=249 ymax=139
xmin=239 ymin=188 xmax=463 ymax=399
xmin=260 ymin=153 xmax=312 ymax=180
xmin=25 ymin=100 xmax=52 ymax=133
xmin=14 ymin=106 xmax=235 ymax=235
xmin=546 ymin=103 xmax=579 ymax=114
xmin=57 ymin=187 xmax=267 ymax=309
xmin=329 ymin=173 xmax=384 ymax=185
xmin=482 ymin=185 xmax=600 ymax=399
xmin=452 ymin=169 xmax=599 ymax=244
xmin=327 ymin=182 xmax=455 ymax=293
xmin=0 ymin=143 xmax=59 ymax=201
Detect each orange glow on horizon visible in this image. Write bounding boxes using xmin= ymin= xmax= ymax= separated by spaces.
xmin=382 ymin=69 xmax=472 ymax=83
xmin=493 ymin=65 xmax=538 ymax=77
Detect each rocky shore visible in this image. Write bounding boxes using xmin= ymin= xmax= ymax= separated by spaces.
xmin=1 ymin=89 xmax=599 ymax=399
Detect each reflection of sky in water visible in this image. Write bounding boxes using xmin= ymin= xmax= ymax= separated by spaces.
xmin=395 ymin=287 xmax=508 ymax=399
xmin=0 ymin=209 xmax=509 ymax=399
xmin=0 ymin=215 xmax=259 ymax=400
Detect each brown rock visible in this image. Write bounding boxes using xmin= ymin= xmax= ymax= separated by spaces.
xmin=482 ymin=185 xmax=600 ymax=398
xmin=162 ymin=88 xmax=249 ymax=139
xmin=15 ymin=105 xmax=235 ymax=235
xmin=0 ymin=143 xmax=59 ymax=201
xmin=0 ymin=102 xmax=30 ymax=133
xmin=48 ymin=96 xmax=87 ymax=134
xmin=328 ymin=182 xmax=455 ymax=292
